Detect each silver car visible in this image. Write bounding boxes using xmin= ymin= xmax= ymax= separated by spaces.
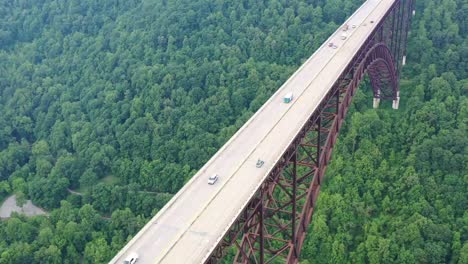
xmin=208 ymin=174 xmax=219 ymax=185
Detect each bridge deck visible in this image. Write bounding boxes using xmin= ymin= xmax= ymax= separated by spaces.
xmin=110 ymin=1 xmax=395 ymax=263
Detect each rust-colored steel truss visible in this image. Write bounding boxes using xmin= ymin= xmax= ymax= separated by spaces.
xmin=205 ymin=0 xmax=414 ymax=263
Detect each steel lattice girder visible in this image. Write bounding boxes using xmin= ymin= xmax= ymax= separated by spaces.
xmin=205 ymin=0 xmax=414 ymax=263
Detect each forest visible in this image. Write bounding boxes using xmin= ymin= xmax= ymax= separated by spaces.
xmin=0 ymin=0 xmax=466 ymax=263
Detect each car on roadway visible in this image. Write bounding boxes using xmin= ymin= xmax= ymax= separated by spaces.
xmin=208 ymin=174 xmax=219 ymax=185
xmin=256 ymin=159 xmax=265 ymax=168
xmin=123 ymin=252 xmax=138 ymax=264
xmin=283 ymin=92 xmax=294 ymax=103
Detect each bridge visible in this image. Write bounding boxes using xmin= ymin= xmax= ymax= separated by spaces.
xmin=110 ymin=0 xmax=414 ymax=263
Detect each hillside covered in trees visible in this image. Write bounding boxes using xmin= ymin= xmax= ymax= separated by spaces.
xmin=0 ymin=0 xmax=466 ymax=263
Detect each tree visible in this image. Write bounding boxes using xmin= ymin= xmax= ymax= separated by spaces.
xmin=0 ymin=180 xmax=11 ymax=199
xmin=15 ymin=191 xmax=27 ymax=207
xmin=83 ymin=238 xmax=111 ymax=264
xmin=34 ymin=245 xmax=62 ymax=264
xmin=79 ymin=169 xmax=98 ymax=189
xmin=0 ymin=242 xmax=34 ymax=264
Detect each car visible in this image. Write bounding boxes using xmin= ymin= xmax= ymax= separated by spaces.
xmin=256 ymin=159 xmax=265 ymax=168
xmin=123 ymin=252 xmax=138 ymax=264
xmin=208 ymin=174 xmax=219 ymax=185
xmin=283 ymin=92 xmax=294 ymax=103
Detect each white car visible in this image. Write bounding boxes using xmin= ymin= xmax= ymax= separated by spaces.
xmin=208 ymin=174 xmax=219 ymax=185
xmin=123 ymin=252 xmax=138 ymax=264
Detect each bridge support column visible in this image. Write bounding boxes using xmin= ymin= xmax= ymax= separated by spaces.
xmin=373 ymin=98 xmax=381 ymax=109
xmin=259 ymin=196 xmax=264 ymax=264
xmin=291 ymin=152 xmax=298 ymax=259
xmin=392 ymin=91 xmax=400 ymax=110
xmin=373 ymin=89 xmax=381 ymax=109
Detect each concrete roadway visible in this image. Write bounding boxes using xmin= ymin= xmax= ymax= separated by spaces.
xmin=110 ymin=0 xmax=396 ymax=263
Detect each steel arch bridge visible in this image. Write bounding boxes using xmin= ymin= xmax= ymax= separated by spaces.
xmin=111 ymin=0 xmax=415 ymax=263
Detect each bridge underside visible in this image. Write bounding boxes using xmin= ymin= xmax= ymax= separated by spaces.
xmin=206 ymin=0 xmax=414 ymax=263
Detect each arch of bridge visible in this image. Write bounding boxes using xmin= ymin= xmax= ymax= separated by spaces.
xmin=355 ymin=42 xmax=399 ymax=100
